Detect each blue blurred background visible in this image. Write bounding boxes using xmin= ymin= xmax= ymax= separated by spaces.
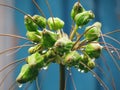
xmin=0 ymin=0 xmax=120 ymax=90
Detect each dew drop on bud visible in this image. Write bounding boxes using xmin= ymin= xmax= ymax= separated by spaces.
xmin=78 ymin=69 xmax=81 ymax=72
xmin=66 ymin=67 xmax=70 ymax=70
xmin=111 ymin=50 xmax=114 ymax=53
xmin=93 ymin=74 xmax=96 ymax=77
xmin=18 ymin=83 xmax=23 ymax=88
xmin=69 ymin=72 xmax=72 ymax=76
xmin=43 ymin=66 xmax=48 ymax=70
xmin=81 ymin=70 xmax=85 ymax=73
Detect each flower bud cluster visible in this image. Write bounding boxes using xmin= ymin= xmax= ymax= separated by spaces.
xmin=16 ymin=1 xmax=103 ymax=84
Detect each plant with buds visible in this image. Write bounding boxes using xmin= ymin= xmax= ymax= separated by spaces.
xmin=16 ymin=1 xmax=104 ymax=87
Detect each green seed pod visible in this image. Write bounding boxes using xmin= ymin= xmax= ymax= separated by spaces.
xmin=32 ymin=15 xmax=47 ymax=28
xmin=24 ymin=15 xmax=38 ymax=31
xmin=85 ymin=42 xmax=103 ymax=59
xmin=26 ymin=52 xmax=44 ymax=69
xmin=84 ymin=22 xmax=101 ymax=41
xmin=77 ymin=54 xmax=88 ymax=71
xmin=87 ymin=60 xmax=95 ymax=69
xmin=63 ymin=51 xmax=82 ymax=66
xmin=43 ymin=49 xmax=56 ymax=64
xmin=54 ymin=37 xmax=73 ymax=55
xmin=16 ymin=64 xmax=38 ymax=83
xmin=74 ymin=11 xmax=95 ymax=27
xmin=47 ymin=17 xmax=64 ymax=30
xmin=26 ymin=31 xmax=42 ymax=42
xmin=28 ymin=44 xmax=43 ymax=54
xmin=41 ymin=29 xmax=58 ymax=48
xmin=71 ymin=2 xmax=85 ymax=20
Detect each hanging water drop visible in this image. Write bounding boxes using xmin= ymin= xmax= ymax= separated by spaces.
xmin=43 ymin=66 xmax=48 ymax=70
xmin=66 ymin=67 xmax=70 ymax=70
xmin=81 ymin=70 xmax=85 ymax=73
xmin=18 ymin=83 xmax=23 ymax=88
xmin=100 ymin=83 xmax=103 ymax=86
xmin=78 ymin=69 xmax=81 ymax=72
xmin=110 ymin=50 xmax=114 ymax=53
xmin=93 ymin=74 xmax=96 ymax=77
xmin=69 ymin=72 xmax=72 ymax=76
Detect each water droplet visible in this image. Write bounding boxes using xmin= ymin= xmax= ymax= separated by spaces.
xmin=81 ymin=70 xmax=85 ymax=73
xmin=100 ymin=83 xmax=103 ymax=86
xmin=93 ymin=74 xmax=96 ymax=77
xmin=69 ymin=72 xmax=72 ymax=76
xmin=111 ymin=50 xmax=114 ymax=53
xmin=42 ymin=50 xmax=47 ymax=54
xmin=78 ymin=69 xmax=81 ymax=72
xmin=18 ymin=83 xmax=23 ymax=88
xmin=43 ymin=66 xmax=48 ymax=70
xmin=66 ymin=67 xmax=70 ymax=70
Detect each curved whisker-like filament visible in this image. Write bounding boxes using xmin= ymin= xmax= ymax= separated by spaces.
xmin=7 ymin=41 xmax=31 ymax=56
xmin=100 ymin=54 xmax=116 ymax=90
xmin=96 ymin=59 xmax=116 ymax=90
xmin=101 ymin=42 xmax=120 ymax=60
xmin=100 ymin=32 xmax=120 ymax=71
xmin=0 ymin=44 xmax=32 ymax=55
xmin=67 ymin=69 xmax=77 ymax=90
xmin=39 ymin=69 xmax=49 ymax=89
xmin=0 ymin=3 xmax=27 ymax=15
xmin=36 ymin=77 xmax=40 ymax=90
xmin=102 ymin=34 xmax=120 ymax=45
xmin=45 ymin=0 xmax=53 ymax=17
xmin=0 ymin=61 xmax=23 ymax=87
xmin=0 ymin=58 xmax=26 ymax=72
xmin=0 ymin=33 xmax=29 ymax=41
xmin=32 ymin=0 xmax=46 ymax=17
xmin=8 ymin=80 xmax=17 ymax=90
xmin=104 ymin=29 xmax=120 ymax=35
xmin=79 ymin=61 xmax=109 ymax=90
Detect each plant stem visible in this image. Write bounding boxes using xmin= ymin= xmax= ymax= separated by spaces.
xmin=59 ymin=64 xmax=65 ymax=90
xmin=70 ymin=25 xmax=79 ymax=40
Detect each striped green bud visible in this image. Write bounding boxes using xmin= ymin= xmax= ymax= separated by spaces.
xmin=28 ymin=44 xmax=43 ymax=54
xmin=24 ymin=15 xmax=38 ymax=31
xmin=87 ymin=60 xmax=95 ymax=69
xmin=54 ymin=37 xmax=73 ymax=55
xmin=71 ymin=2 xmax=85 ymax=20
xmin=63 ymin=51 xmax=82 ymax=66
xmin=16 ymin=64 xmax=38 ymax=83
xmin=41 ymin=29 xmax=58 ymax=48
xmin=84 ymin=22 xmax=101 ymax=41
xmin=47 ymin=17 xmax=64 ymax=30
xmin=74 ymin=11 xmax=95 ymax=27
xmin=32 ymin=15 xmax=47 ymax=28
xmin=85 ymin=42 xmax=103 ymax=59
xmin=26 ymin=31 xmax=41 ymax=42
xmin=26 ymin=52 xmax=44 ymax=69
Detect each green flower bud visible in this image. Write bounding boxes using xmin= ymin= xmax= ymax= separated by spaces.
xmin=85 ymin=42 xmax=103 ymax=59
xmin=74 ymin=11 xmax=95 ymax=27
xmin=41 ymin=29 xmax=58 ymax=48
xmin=26 ymin=31 xmax=42 ymax=42
xmin=26 ymin=52 xmax=44 ymax=69
xmin=32 ymin=15 xmax=47 ymax=28
xmin=16 ymin=64 xmax=38 ymax=83
xmin=54 ymin=37 xmax=73 ymax=55
xmin=63 ymin=51 xmax=82 ymax=66
xmin=84 ymin=22 xmax=101 ymax=41
xmin=28 ymin=44 xmax=43 ymax=54
xmin=87 ymin=60 xmax=95 ymax=69
xmin=47 ymin=17 xmax=64 ymax=30
xmin=71 ymin=2 xmax=85 ymax=20
xmin=24 ymin=15 xmax=38 ymax=31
